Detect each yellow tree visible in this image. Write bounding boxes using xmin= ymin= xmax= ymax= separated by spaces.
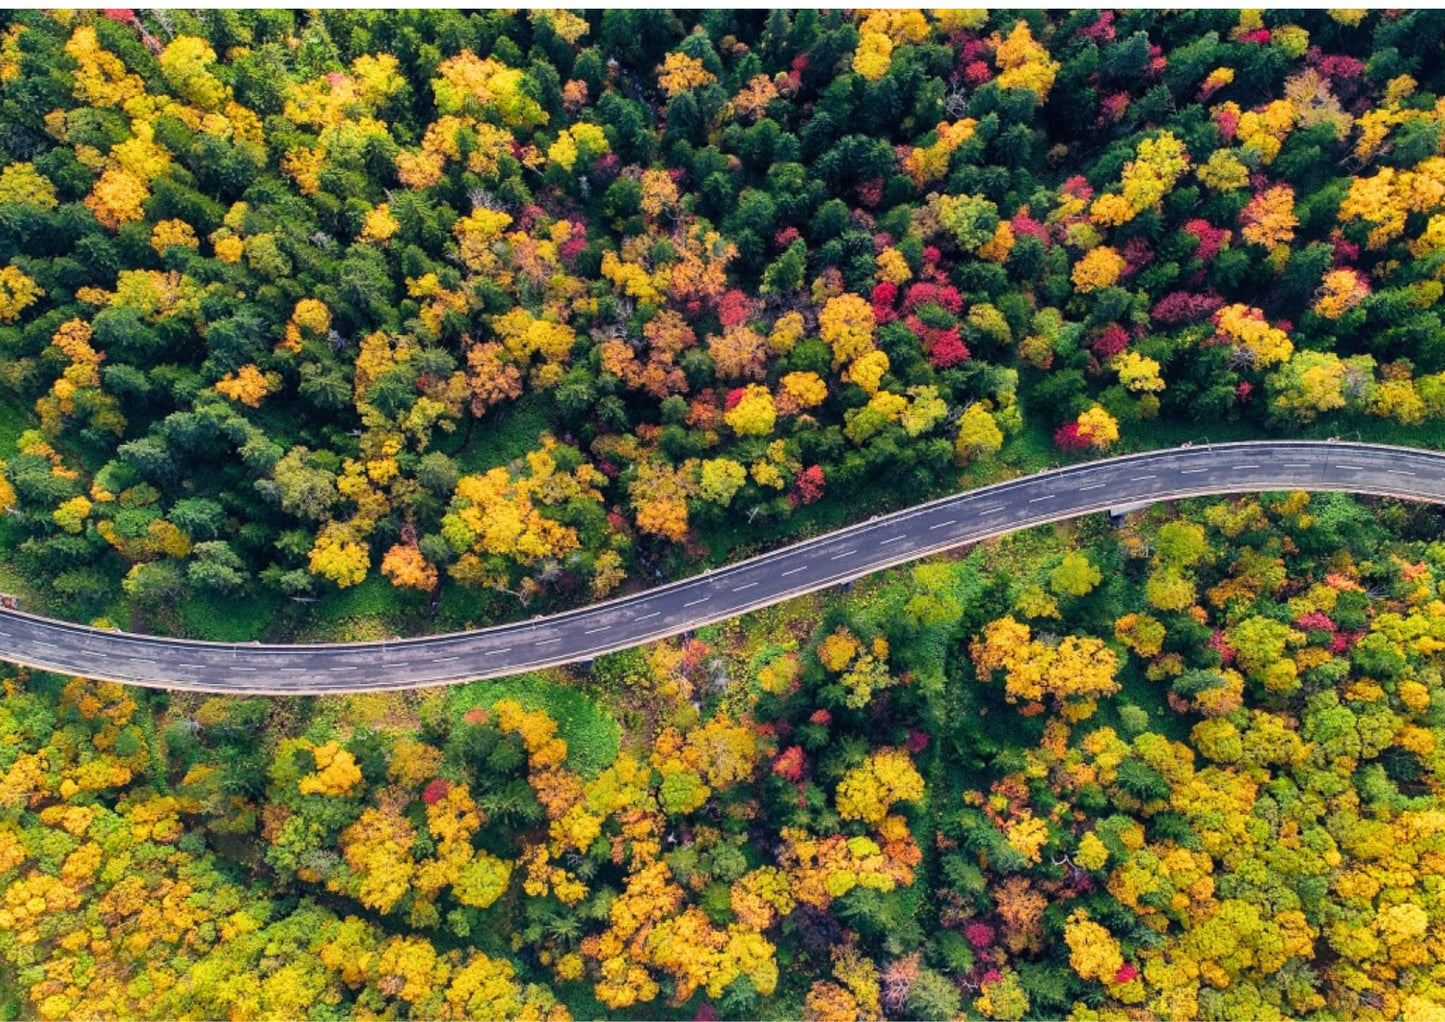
xmin=381 ymin=542 xmax=439 ymax=591
xmin=956 ymin=402 xmax=1005 ymax=464
xmin=0 ymin=264 xmax=40 ymax=323
xmin=724 ymin=385 xmax=777 ymax=436
xmin=1050 ymin=552 xmax=1102 ymax=597
xmin=656 ymin=52 xmax=715 ymax=97
xmin=298 ymin=742 xmax=363 ymax=796
xmin=835 ymin=749 xmax=925 ymax=826
xmin=309 ymin=523 xmax=371 ymax=588
xmin=215 ymin=365 xmax=271 ymax=408
xmin=1065 ymin=910 xmax=1126 ymax=983
xmin=993 ymin=21 xmax=1060 ymax=100
xmin=698 ymin=458 xmax=747 ymax=506
xmin=971 ymin=616 xmax=1121 ymax=715
xmin=819 ymin=293 xmax=877 ymax=367
xmin=1240 ymin=184 xmax=1298 ymax=249
xmin=1072 ymin=246 xmax=1126 ymax=292
xmin=1075 ymin=405 xmax=1120 ymax=449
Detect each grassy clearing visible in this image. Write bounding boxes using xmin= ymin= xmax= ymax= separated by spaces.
xmin=0 ymin=521 xmax=24 ymax=597
xmin=299 ymin=575 xmax=428 ymax=641
xmin=450 ymin=673 xmax=621 ymax=778
xmin=433 ymin=581 xmax=517 ymax=633
xmin=444 ymin=394 xmax=559 ymax=475
xmin=694 ymin=472 xmax=901 ymax=567
xmin=0 ymin=393 xmax=29 ymax=461
xmin=180 ymin=589 xmax=282 ymax=642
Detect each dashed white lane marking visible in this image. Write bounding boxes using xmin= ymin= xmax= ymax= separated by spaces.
xmin=1335 ymin=463 xmax=1363 ymax=470
xmin=487 ymin=647 xmax=512 ymax=656
xmin=232 ymin=666 xmax=257 ymax=672
xmin=1234 ymin=464 xmax=1260 ymax=469
xmin=1079 ymin=483 xmax=1106 ymax=491
xmin=433 ymin=656 xmax=460 ymax=663
xmin=781 ymin=566 xmax=807 ymax=576
xmin=1389 ymin=469 xmax=1417 ymax=476
xmin=538 ymin=637 xmax=562 ymax=646
xmin=682 ymin=596 xmax=711 ymax=607
xmin=130 ymin=658 xmax=156 ymax=665
xmin=979 ymin=506 xmax=1005 ymax=515
xmin=1180 ymin=468 xmax=1208 ymax=474
xmin=732 ymin=581 xmax=759 ymax=592
xmin=1282 ymin=463 xmax=1310 ymax=469
xmin=32 ymin=640 xmax=58 ymax=650
xmin=879 ymin=535 xmax=906 ymax=544
xmin=1029 ymin=494 xmax=1056 ymax=502
xmin=330 ymin=666 xmax=357 ymax=672
xmin=636 ymin=611 xmax=661 ymax=621
xmin=830 ymin=550 xmax=853 ymax=560
xmin=281 ymin=667 xmax=307 ymax=673
xmin=583 ymin=625 xmax=610 ymax=635
xmin=1131 ymin=474 xmax=1156 ymax=481
xmin=928 ymin=519 xmax=956 ymax=530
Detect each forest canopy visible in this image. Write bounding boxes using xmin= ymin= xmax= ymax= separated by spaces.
xmin=3 ymin=486 xmax=1445 ymax=1020
xmin=2 ymin=9 xmax=1445 ymax=638
xmin=3 ymin=10 xmax=1445 ymax=1022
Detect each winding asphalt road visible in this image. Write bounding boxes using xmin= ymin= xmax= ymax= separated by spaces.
xmin=1 ymin=441 xmax=1443 ymax=695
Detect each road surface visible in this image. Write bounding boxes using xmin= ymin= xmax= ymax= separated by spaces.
xmin=1 ymin=441 xmax=1442 ymax=694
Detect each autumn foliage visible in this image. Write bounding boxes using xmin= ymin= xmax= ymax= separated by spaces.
xmin=1 ymin=10 xmax=1445 ymax=1018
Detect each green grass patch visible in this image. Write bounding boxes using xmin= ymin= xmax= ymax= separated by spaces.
xmin=301 ymin=575 xmax=429 ymax=640
xmin=450 ymin=674 xmax=620 ymax=778
xmin=1087 ymin=661 xmax=1190 ymax=744
xmin=433 ymin=581 xmax=515 ymax=633
xmin=443 ymin=394 xmax=559 ymax=474
xmin=180 ymin=588 xmax=282 ymax=641
xmin=0 ymin=392 xmax=31 ymax=461
xmin=0 ymin=520 xmax=24 ymax=597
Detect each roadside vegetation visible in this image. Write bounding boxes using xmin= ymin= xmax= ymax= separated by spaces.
xmin=2 ymin=489 xmax=1444 ymax=1019
xmin=1 ymin=10 xmax=1445 ymax=639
